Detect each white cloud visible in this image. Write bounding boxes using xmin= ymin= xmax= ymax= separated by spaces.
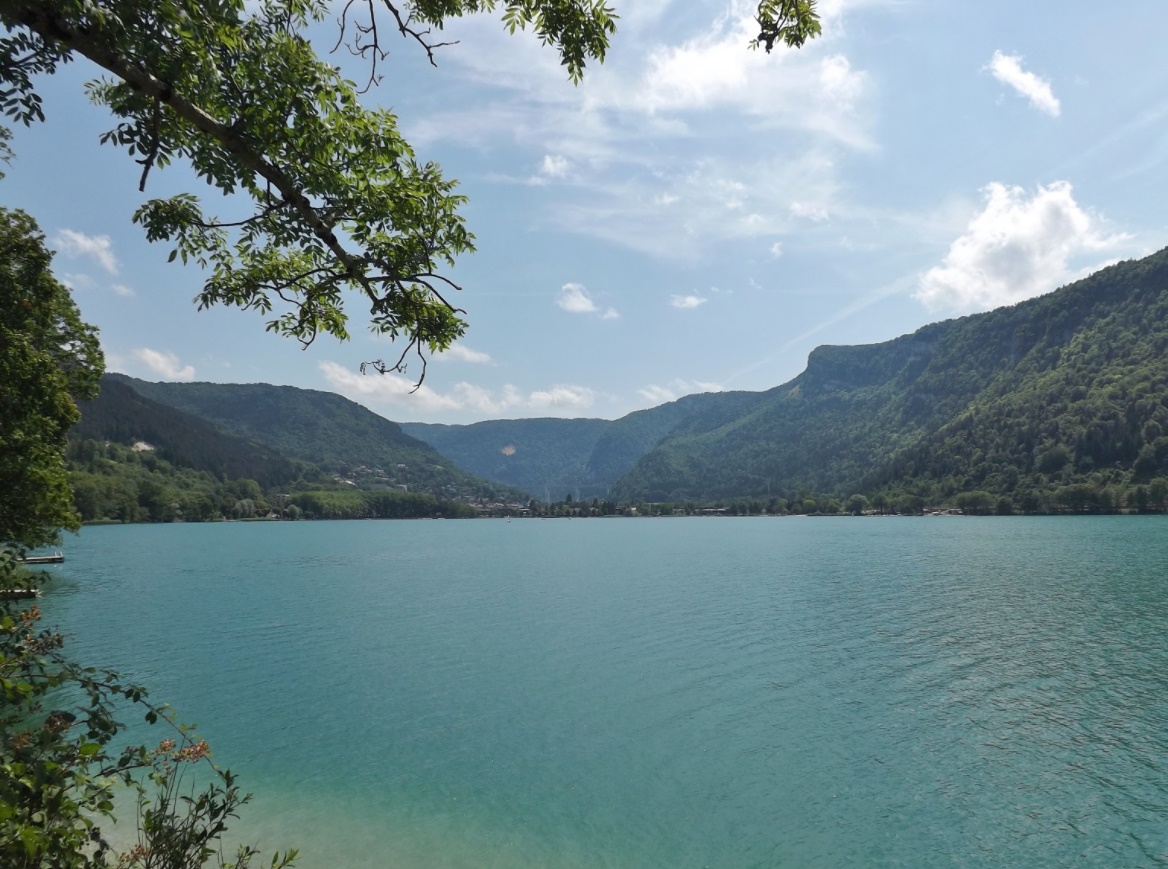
xmin=402 ymin=6 xmax=872 ymax=259
xmin=320 ymin=361 xmax=461 ymax=413
xmin=435 ymin=343 xmax=493 ymax=364
xmin=637 ymin=384 xmax=677 ymax=404
xmin=528 ymin=154 xmax=573 ymax=186
xmin=988 ymin=51 xmax=1060 ymax=117
xmin=527 ymin=385 xmax=596 ymax=410
xmin=637 ymin=379 xmax=723 ymax=404
xmin=769 ymin=241 xmax=784 ymax=258
xmin=53 ymin=229 xmax=119 ymax=274
xmin=550 ymin=153 xmax=842 ymax=259
xmin=916 ymin=181 xmax=1126 ymax=312
xmin=670 ymin=294 xmax=708 ymax=309
xmin=790 ymin=201 xmax=830 ymax=221
xmin=319 ymin=361 xmax=596 ymax=418
xmin=59 ymin=273 xmax=94 ymax=290
xmin=557 ymin=282 xmax=598 ymax=313
xmin=629 ymin=14 xmax=868 ymax=134
xmin=111 ymin=283 xmax=135 ymax=297
xmin=540 ymin=154 xmax=569 ymax=178
xmin=103 ymin=352 xmax=129 ymax=375
xmin=134 ymin=348 xmax=195 ymax=381
xmin=556 ymin=282 xmax=618 ymax=318
xmin=413 ymin=0 xmax=873 ymax=130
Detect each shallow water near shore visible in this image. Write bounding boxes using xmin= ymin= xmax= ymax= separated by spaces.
xmin=41 ymin=516 xmax=1168 ymax=867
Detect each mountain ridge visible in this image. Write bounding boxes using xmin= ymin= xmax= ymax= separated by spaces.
xmin=612 ymin=248 xmax=1168 ymax=510
xmin=88 ymin=246 xmax=1168 ymax=514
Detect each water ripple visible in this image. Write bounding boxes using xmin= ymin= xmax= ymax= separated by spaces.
xmin=41 ymin=516 xmax=1168 ymax=867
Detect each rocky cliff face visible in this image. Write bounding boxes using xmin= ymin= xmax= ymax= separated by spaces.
xmin=798 ymin=324 xmax=949 ymax=396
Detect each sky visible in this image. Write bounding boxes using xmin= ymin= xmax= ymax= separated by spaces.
xmin=7 ymin=0 xmax=1168 ymax=424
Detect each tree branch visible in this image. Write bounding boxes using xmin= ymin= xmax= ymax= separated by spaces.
xmin=188 ymin=199 xmax=289 ymax=230
xmin=135 ymin=98 xmax=162 ymax=191
xmin=379 ymin=0 xmax=458 ymax=67
xmin=361 ymin=335 xmax=427 ymax=387
xmin=2 ymin=0 xmax=376 ymax=300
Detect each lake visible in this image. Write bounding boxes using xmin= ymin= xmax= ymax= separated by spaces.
xmin=38 ymin=517 xmax=1168 ymax=867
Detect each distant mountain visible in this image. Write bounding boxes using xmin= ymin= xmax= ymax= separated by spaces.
xmin=611 ymin=248 xmax=1168 ymax=512
xmin=401 ymin=391 xmax=760 ymax=499
xmin=110 ymin=374 xmax=522 ymax=500
xmin=400 ymin=417 xmax=610 ymax=499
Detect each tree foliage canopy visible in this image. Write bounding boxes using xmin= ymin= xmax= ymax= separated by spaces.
xmin=0 ymin=208 xmax=103 ymax=549
xmin=0 ymin=0 xmax=819 ymax=376
xmin=0 ymin=211 xmax=293 ymax=869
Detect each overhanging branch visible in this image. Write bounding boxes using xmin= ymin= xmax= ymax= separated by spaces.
xmin=1 ymin=0 xmax=376 ymax=302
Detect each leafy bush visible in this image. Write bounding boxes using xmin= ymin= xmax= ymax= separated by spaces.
xmin=0 ymin=551 xmax=296 ymax=869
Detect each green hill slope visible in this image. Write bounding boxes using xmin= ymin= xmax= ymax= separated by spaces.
xmin=68 ymin=377 xmax=320 ymax=523
xmin=73 ymin=377 xmax=304 ymax=488
xmin=581 ymin=391 xmax=761 ymax=487
xmin=110 ymin=375 xmax=521 ymax=500
xmin=612 ymin=249 xmax=1168 ymax=512
xmin=67 ymin=377 xmax=489 ymax=522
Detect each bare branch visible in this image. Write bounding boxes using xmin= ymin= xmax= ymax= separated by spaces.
xmin=260 ymin=266 xmax=343 ymax=296
xmin=188 ymin=200 xmax=289 ymax=229
xmin=334 ymin=0 xmax=386 ymax=93
xmin=360 ymin=334 xmax=427 ymax=388
xmin=366 ymin=270 xmax=464 ymax=294
xmin=379 ymin=0 xmax=458 ymax=67
xmin=411 ymin=339 xmax=427 ymax=391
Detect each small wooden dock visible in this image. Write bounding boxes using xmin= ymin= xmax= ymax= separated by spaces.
xmin=17 ymin=552 xmax=64 ymax=565
xmin=0 ymin=588 xmax=41 ymax=600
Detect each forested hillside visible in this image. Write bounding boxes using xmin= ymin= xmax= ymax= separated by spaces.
xmin=111 ymin=374 xmax=519 ymax=500
xmin=73 ymin=378 xmax=305 ymax=488
xmin=68 ymin=377 xmax=523 ymax=523
xmin=612 ymin=249 xmax=1168 ymax=513
xmin=68 ymin=379 xmax=313 ymax=522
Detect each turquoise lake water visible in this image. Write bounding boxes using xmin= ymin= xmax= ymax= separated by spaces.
xmin=37 ymin=517 xmax=1168 ymax=867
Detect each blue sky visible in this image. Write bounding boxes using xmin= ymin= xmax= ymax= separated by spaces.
xmin=7 ymin=0 xmax=1168 ymax=423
